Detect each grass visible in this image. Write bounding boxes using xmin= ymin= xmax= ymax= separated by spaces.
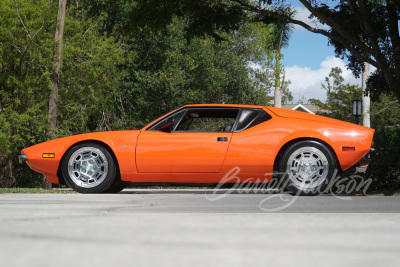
xmin=0 ymin=188 xmax=76 ymax=194
xmin=391 ymin=190 xmax=400 ymax=196
xmin=366 ymin=188 xmax=400 ymax=196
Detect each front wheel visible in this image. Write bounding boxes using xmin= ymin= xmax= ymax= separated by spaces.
xmin=279 ymin=141 xmax=337 ymax=196
xmin=62 ymin=143 xmax=117 ymax=193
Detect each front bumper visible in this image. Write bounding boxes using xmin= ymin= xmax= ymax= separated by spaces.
xmin=19 ymin=154 xmax=27 ymax=164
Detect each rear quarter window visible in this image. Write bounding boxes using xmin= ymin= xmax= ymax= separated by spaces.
xmin=235 ymin=109 xmax=271 ymax=132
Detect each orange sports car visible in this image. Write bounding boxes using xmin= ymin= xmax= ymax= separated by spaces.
xmin=20 ymin=104 xmax=374 ymax=195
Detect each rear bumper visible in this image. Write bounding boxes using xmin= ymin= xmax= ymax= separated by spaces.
xmin=343 ymin=148 xmax=374 ymax=174
xmin=355 ymin=162 xmax=368 ymax=173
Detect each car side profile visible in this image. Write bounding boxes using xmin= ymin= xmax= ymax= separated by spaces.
xmin=20 ymin=104 xmax=374 ymax=195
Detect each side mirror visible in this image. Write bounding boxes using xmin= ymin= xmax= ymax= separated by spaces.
xmin=159 ymin=117 xmax=174 ymax=132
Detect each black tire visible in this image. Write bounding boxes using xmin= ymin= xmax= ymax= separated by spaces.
xmin=279 ymin=140 xmax=337 ymax=196
xmin=61 ymin=142 xmax=117 ymax=193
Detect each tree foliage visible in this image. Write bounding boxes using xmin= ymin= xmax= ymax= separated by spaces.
xmin=0 ymin=0 xmax=56 ymax=186
xmin=0 ymin=0 xmax=277 ymax=187
xmin=205 ymin=0 xmax=400 ymax=102
xmin=0 ymin=1 xmax=128 ymax=186
xmin=116 ymin=18 xmax=274 ymax=127
xmin=367 ymin=93 xmax=400 ymax=192
xmin=281 ymin=79 xmax=293 ymax=104
xmin=57 ymin=9 xmax=129 ymax=134
xmin=309 ymin=67 xmax=362 ymax=122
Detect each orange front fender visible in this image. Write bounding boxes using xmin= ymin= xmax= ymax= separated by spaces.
xmin=22 ymin=131 xmax=140 ymax=183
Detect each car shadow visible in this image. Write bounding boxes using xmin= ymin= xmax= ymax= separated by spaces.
xmin=118 ymin=188 xmax=283 ymax=195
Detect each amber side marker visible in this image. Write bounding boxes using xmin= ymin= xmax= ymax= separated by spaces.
xmin=42 ymin=153 xmax=55 ymax=158
xmin=342 ymin=146 xmax=355 ymax=151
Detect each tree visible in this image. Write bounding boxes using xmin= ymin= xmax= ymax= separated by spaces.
xmin=369 ymin=94 xmax=400 ymax=129
xmin=0 ymin=1 xmax=128 ymax=187
xmin=120 ymin=1 xmax=292 ymax=108
xmin=281 ymin=78 xmax=293 ymax=105
xmin=65 ymin=1 xmax=278 ymax=128
xmin=44 ymin=0 xmax=67 ymax=189
xmin=103 ymin=1 xmax=400 ymax=102
xmin=224 ymin=0 xmax=400 ymax=103
xmin=111 ymin=17 xmax=275 ymax=127
xmin=309 ymin=67 xmax=362 ymax=122
xmin=266 ymin=7 xmax=294 ymax=108
xmin=49 ymin=0 xmax=67 ymax=141
xmin=365 ymin=93 xmax=400 ymax=192
xmin=311 ymin=66 xmax=400 ymax=128
xmin=56 ymin=9 xmax=128 ymax=135
xmin=0 ymin=0 xmax=56 ymax=187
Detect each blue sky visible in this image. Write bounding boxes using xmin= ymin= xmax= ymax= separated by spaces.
xmin=282 ymin=30 xmax=335 ymax=69
xmin=277 ymin=2 xmax=364 ymax=103
xmin=283 ymin=0 xmax=336 ymax=68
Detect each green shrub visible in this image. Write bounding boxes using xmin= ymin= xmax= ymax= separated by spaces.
xmin=367 ymin=127 xmax=400 ymax=191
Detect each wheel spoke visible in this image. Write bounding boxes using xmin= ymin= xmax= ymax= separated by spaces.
xmin=290 ymin=159 xmax=301 ymax=172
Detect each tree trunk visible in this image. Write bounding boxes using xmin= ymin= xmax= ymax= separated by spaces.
xmin=49 ymin=0 xmax=66 ymax=140
xmin=274 ymin=52 xmax=282 ymax=108
xmin=362 ymin=62 xmax=370 ymax=127
xmin=45 ymin=0 xmax=67 ymax=189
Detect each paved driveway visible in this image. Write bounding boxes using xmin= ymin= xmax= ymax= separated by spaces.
xmin=0 ymin=190 xmax=399 ymax=267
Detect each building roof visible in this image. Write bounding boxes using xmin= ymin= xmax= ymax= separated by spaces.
xmin=281 ymin=104 xmax=324 ymax=114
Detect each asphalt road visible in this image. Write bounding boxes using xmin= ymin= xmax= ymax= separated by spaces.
xmin=0 ymin=190 xmax=399 ymax=267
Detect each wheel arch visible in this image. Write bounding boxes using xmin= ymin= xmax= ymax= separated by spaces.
xmin=57 ymin=139 xmax=121 ymax=185
xmin=273 ymin=137 xmax=341 ymax=174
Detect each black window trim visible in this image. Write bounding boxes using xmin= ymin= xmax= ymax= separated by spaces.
xmin=146 ymin=106 xmax=271 ymax=133
xmin=146 ymin=106 xmax=241 ymax=133
xmin=146 ymin=107 xmax=187 ymax=131
xmin=172 ymin=109 xmax=190 ymax=131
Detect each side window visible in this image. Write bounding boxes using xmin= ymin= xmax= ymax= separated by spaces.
xmin=235 ymin=109 xmax=271 ymax=132
xmin=148 ymin=109 xmax=186 ymax=131
xmin=176 ymin=108 xmax=239 ymax=132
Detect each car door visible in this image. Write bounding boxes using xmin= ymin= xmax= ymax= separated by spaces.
xmin=136 ymin=107 xmax=239 ymax=173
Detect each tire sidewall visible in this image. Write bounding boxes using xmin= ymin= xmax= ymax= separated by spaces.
xmin=279 ymin=141 xmax=337 ymax=196
xmin=62 ymin=142 xmax=117 ymax=193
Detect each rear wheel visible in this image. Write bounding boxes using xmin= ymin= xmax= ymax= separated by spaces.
xmin=62 ymin=143 xmax=117 ymax=193
xmin=279 ymin=141 xmax=337 ymax=196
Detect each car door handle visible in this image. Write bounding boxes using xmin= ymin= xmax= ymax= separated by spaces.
xmin=217 ymin=137 xmax=228 ymax=142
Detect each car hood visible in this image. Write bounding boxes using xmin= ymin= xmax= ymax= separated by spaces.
xmin=22 ymin=130 xmax=141 ymax=156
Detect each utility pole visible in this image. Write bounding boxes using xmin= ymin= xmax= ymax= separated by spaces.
xmin=45 ymin=0 xmax=67 ymax=189
xmin=362 ymin=62 xmax=371 ymax=127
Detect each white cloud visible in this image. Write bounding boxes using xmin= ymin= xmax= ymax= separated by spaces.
xmin=284 ymin=56 xmax=359 ymax=102
xmin=293 ymin=7 xmax=329 ymax=31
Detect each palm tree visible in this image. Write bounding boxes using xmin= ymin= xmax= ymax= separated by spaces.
xmin=269 ymin=6 xmax=294 ymax=108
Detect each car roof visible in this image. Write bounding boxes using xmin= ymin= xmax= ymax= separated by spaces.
xmin=184 ymin=104 xmax=265 ymax=109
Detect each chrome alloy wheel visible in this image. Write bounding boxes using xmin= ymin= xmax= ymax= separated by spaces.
xmin=67 ymin=147 xmax=109 ymax=188
xmin=286 ymin=146 xmax=329 ymax=189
